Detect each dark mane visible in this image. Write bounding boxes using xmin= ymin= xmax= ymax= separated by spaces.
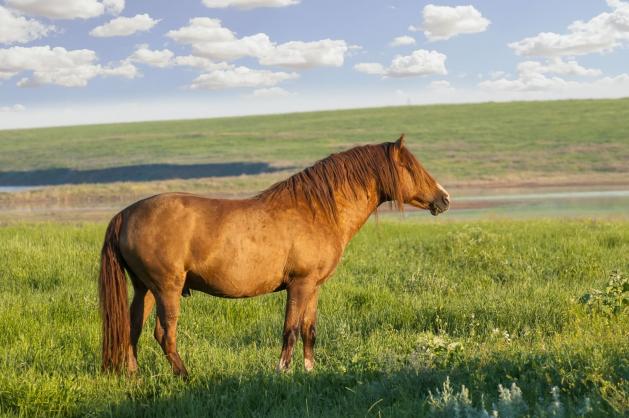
xmin=257 ymin=141 xmax=430 ymax=222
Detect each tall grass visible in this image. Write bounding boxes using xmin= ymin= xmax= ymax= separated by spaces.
xmin=0 ymin=220 xmax=627 ymax=416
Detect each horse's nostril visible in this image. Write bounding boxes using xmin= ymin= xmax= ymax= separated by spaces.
xmin=443 ymin=195 xmax=450 ymax=206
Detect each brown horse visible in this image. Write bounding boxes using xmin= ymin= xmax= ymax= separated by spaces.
xmin=99 ymin=135 xmax=450 ymax=378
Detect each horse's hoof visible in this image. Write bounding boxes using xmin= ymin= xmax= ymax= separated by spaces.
xmin=275 ymin=359 xmax=289 ymax=373
xmin=175 ymin=370 xmax=190 ymax=381
xmin=304 ymin=359 xmax=314 ymax=372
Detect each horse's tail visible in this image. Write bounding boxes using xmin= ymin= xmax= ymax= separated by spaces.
xmin=99 ymin=211 xmax=129 ymax=373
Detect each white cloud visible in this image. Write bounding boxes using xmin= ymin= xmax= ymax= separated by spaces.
xmin=103 ymin=0 xmax=124 ymax=15
xmin=167 ymin=18 xmax=350 ymax=68
xmin=173 ymin=55 xmax=233 ymax=71
xmin=0 ymin=6 xmax=54 ymax=45
xmin=202 ymin=0 xmax=299 ymax=9
xmin=0 ymin=104 xmax=26 ymax=112
xmin=189 ymin=66 xmax=298 ymax=90
xmin=5 ymin=0 xmax=122 ymax=19
xmin=0 ymin=46 xmax=138 ymax=87
xmin=418 ymin=4 xmax=490 ymax=41
xmin=355 ymin=50 xmax=447 ymax=78
xmin=518 ymin=59 xmax=602 ymax=78
xmin=127 ymin=45 xmax=174 ymax=68
xmin=90 ymin=14 xmax=159 ymax=37
xmin=166 ymin=18 xmax=273 ymax=61
xmin=509 ymin=1 xmax=629 ymax=56
xmin=166 ymin=18 xmax=234 ymax=44
xmin=250 ymin=87 xmax=293 ymax=98
xmin=387 ymin=50 xmax=446 ymax=77
xmin=390 ymin=35 xmax=416 ymax=47
xmin=259 ymin=39 xmax=348 ymax=69
xmin=479 ymin=58 xmax=601 ymax=92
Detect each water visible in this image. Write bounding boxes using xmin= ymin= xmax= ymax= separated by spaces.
xmin=396 ymin=188 xmax=629 ymax=221
xmin=456 ymin=190 xmax=629 ymax=202
xmin=0 ymin=186 xmax=41 ymax=193
xmin=1 ymin=186 xmax=628 ymax=221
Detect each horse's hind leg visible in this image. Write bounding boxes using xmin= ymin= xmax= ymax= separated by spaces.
xmin=155 ymin=290 xmax=188 ymax=378
xmin=128 ymin=284 xmax=155 ymax=373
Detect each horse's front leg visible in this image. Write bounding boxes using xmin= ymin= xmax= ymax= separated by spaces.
xmin=276 ymin=282 xmax=316 ymax=372
xmin=301 ymin=287 xmax=320 ymax=372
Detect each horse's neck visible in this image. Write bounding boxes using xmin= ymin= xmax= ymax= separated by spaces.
xmin=334 ymin=179 xmax=381 ymax=246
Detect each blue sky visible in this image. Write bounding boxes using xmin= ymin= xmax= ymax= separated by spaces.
xmin=1 ymin=0 xmax=628 ymax=128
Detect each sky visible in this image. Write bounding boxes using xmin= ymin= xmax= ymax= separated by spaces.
xmin=1 ymin=0 xmax=629 ymax=129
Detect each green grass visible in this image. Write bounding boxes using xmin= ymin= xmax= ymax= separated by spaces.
xmin=1 ymin=220 xmax=627 ymax=417
xmin=1 ymin=99 xmax=629 ymax=183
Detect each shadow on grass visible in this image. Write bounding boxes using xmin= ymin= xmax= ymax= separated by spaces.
xmin=0 ymin=162 xmax=286 ymax=186
xmin=98 ymin=369 xmax=438 ymax=418
xmin=92 ymin=350 xmax=623 ymax=418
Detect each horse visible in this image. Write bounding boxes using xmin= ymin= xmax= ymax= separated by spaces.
xmin=98 ymin=135 xmax=450 ymax=378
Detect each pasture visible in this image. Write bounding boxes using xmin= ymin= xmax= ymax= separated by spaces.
xmin=0 ymin=220 xmax=627 ymax=417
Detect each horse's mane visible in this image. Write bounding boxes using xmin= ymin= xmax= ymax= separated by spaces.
xmin=256 ymin=140 xmax=430 ymax=222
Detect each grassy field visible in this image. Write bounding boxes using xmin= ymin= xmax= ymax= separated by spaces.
xmin=0 ymin=220 xmax=627 ymax=417
xmin=2 ymin=99 xmax=628 ymax=186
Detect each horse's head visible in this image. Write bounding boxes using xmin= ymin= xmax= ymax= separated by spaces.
xmin=390 ymin=135 xmax=450 ymax=216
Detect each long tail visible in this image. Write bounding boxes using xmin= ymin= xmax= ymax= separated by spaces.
xmin=99 ymin=211 xmax=129 ymax=373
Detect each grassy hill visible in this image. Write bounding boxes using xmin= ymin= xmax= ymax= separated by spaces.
xmin=1 ymin=99 xmax=628 ymax=184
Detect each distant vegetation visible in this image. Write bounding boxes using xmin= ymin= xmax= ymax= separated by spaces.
xmin=1 ymin=220 xmax=627 ymax=416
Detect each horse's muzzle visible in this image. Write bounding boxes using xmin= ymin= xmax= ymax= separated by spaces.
xmin=429 ymin=190 xmax=450 ymax=216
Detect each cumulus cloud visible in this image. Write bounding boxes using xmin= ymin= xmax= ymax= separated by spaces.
xmin=390 ymin=35 xmax=416 ymax=47
xmin=124 ymin=44 xmax=237 ymax=74
xmin=5 ymin=0 xmax=123 ymax=19
xmin=0 ymin=46 xmax=137 ymax=87
xmin=166 ymin=18 xmax=272 ymax=61
xmin=0 ymin=6 xmax=54 ymax=44
xmin=90 ymin=14 xmax=159 ymax=37
xmin=258 ymin=39 xmax=348 ymax=68
xmin=479 ymin=58 xmax=602 ymax=92
xmin=189 ymin=66 xmax=298 ymax=90
xmin=167 ymin=18 xmax=349 ymax=68
xmin=202 ymin=0 xmax=299 ymax=9
xmin=0 ymin=104 xmax=26 ymax=112
xmin=417 ymin=4 xmax=490 ymax=41
xmin=518 ymin=59 xmax=602 ymax=77
xmin=127 ymin=45 xmax=174 ymax=68
xmin=509 ymin=1 xmax=629 ymax=56
xmin=355 ymin=49 xmax=447 ymax=78
xmin=172 ymin=55 xmax=233 ymax=71
xmin=103 ymin=0 xmax=124 ymax=15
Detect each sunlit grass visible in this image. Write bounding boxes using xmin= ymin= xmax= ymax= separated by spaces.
xmin=0 ymin=220 xmax=627 ymax=416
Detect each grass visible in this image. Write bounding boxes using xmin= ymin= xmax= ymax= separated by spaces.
xmin=0 ymin=220 xmax=627 ymax=417
xmin=1 ymin=99 xmax=629 ymax=183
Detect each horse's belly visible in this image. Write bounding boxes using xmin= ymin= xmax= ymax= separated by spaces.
xmin=186 ymin=262 xmax=286 ymax=298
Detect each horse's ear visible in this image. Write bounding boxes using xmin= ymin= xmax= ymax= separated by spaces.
xmin=391 ymin=134 xmax=406 ymax=164
xmin=395 ymin=134 xmax=406 ymax=148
